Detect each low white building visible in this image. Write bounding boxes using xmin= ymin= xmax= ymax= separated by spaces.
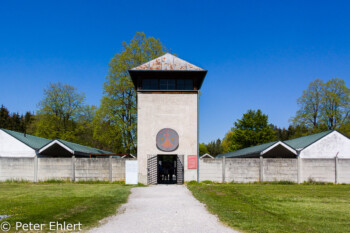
xmin=0 ymin=128 xmax=115 ymax=158
xmin=217 ymin=130 xmax=350 ymax=159
xmin=284 ymin=130 xmax=350 ymax=158
xmin=0 ymin=128 xmax=51 ymax=158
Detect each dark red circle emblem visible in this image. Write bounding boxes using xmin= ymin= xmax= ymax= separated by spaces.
xmin=156 ymin=128 xmax=179 ymax=152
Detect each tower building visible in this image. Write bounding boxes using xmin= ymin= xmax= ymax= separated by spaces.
xmin=129 ymin=53 xmax=207 ymax=184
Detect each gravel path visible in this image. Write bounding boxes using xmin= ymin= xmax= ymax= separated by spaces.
xmin=88 ymin=185 xmax=238 ymax=233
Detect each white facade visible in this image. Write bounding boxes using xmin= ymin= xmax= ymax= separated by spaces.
xmin=300 ymin=131 xmax=350 ymax=158
xmin=0 ymin=130 xmax=36 ymax=157
xmin=137 ymin=93 xmax=198 ymax=184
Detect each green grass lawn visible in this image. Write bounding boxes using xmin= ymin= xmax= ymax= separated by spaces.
xmin=187 ymin=182 xmax=350 ymax=233
xmin=0 ymin=182 xmax=132 ymax=232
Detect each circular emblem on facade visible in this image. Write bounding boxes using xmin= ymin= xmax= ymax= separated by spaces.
xmin=156 ymin=128 xmax=179 ymax=152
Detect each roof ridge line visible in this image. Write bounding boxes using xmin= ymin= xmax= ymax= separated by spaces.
xmin=1 ymin=128 xmax=52 ymax=150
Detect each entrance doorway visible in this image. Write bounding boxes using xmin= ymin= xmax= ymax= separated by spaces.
xmin=158 ymin=155 xmax=177 ymax=184
xmin=147 ymin=154 xmax=184 ymax=185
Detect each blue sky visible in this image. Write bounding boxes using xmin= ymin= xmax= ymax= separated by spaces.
xmin=1 ymin=0 xmax=350 ymax=143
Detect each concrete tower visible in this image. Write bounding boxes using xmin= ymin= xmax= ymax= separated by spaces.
xmin=129 ymin=53 xmax=207 ymax=184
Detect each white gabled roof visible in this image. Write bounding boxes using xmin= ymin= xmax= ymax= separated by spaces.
xmin=200 ymin=153 xmax=214 ymax=159
xmin=260 ymin=141 xmax=297 ymax=156
xmin=121 ymin=154 xmax=136 ymax=159
xmin=39 ymin=139 xmax=114 ymax=156
xmin=131 ymin=53 xmax=204 ymax=71
xmin=39 ymin=140 xmax=74 ymax=155
xmin=217 ymin=141 xmax=297 ymax=158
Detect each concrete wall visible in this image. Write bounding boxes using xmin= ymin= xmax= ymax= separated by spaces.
xmin=338 ymin=159 xmax=350 ymax=183
xmin=0 ymin=130 xmax=36 ymax=157
xmin=0 ymin=157 xmax=34 ymax=181
xmin=38 ymin=158 xmax=72 ymax=181
xmin=2 ymin=156 xmax=350 ymax=184
xmin=199 ymin=157 xmax=350 ymax=184
xmin=301 ymin=159 xmax=335 ymax=183
xmin=137 ymin=93 xmax=198 ymax=184
xmin=263 ymin=159 xmax=298 ymax=182
xmin=75 ymin=158 xmax=110 ymax=181
xmin=0 ymin=157 xmax=128 ymax=182
xmin=111 ymin=158 xmax=126 ymax=181
xmin=199 ymin=158 xmax=222 ymax=182
xmin=225 ymin=158 xmax=260 ymax=183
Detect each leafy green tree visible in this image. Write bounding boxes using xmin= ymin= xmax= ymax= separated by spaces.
xmin=293 ymin=78 xmax=350 ymax=132
xmin=34 ymin=82 xmax=85 ymax=141
xmin=206 ymin=139 xmax=224 ymax=156
xmin=293 ymin=79 xmax=323 ymax=129
xmin=74 ymin=105 xmax=99 ymax=147
xmin=339 ymin=121 xmax=350 ymax=137
xmin=9 ymin=113 xmax=21 ymax=131
xmin=0 ymin=105 xmax=10 ymax=129
xmin=97 ymin=32 xmax=168 ymax=153
xmin=225 ymin=109 xmax=276 ymax=151
xmin=272 ymin=124 xmax=311 ymax=141
xmin=92 ymin=107 xmax=124 ymax=153
xmin=222 ymin=131 xmax=235 ymax=153
xmin=321 ymin=78 xmax=350 ymax=129
xmin=0 ymin=105 xmax=34 ymax=133
xmin=23 ymin=112 xmax=34 ymax=133
xmin=199 ymin=143 xmax=208 ymax=156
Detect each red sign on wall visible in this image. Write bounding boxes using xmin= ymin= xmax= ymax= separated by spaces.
xmin=187 ymin=155 xmax=197 ymax=169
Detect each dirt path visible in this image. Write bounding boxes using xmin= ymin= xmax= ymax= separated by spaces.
xmin=88 ymin=185 xmax=238 ymax=233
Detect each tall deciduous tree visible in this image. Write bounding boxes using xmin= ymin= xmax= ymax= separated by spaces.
xmin=293 ymin=78 xmax=350 ymax=132
xmin=35 ymin=82 xmax=85 ymax=141
xmin=321 ymin=78 xmax=350 ymax=129
xmin=224 ymin=109 xmax=276 ymax=151
xmin=93 ymin=107 xmax=124 ymax=153
xmin=74 ymin=105 xmax=98 ymax=147
xmin=293 ymin=79 xmax=323 ymax=129
xmin=96 ymin=32 xmax=168 ymax=153
xmin=222 ymin=131 xmax=235 ymax=153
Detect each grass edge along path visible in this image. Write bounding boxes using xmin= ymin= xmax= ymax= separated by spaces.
xmin=0 ymin=182 xmax=136 ymax=232
xmin=187 ymin=181 xmax=350 ymax=233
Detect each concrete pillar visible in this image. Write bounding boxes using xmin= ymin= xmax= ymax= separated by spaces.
xmin=109 ymin=156 xmax=113 ymax=182
xmin=259 ymin=156 xmax=264 ymax=182
xmin=71 ymin=156 xmax=75 ymax=182
xmin=222 ymin=157 xmax=226 ymax=183
xmin=34 ymin=156 xmax=38 ymax=183
xmin=335 ymin=156 xmax=338 ymax=184
xmin=297 ymin=155 xmax=302 ymax=184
